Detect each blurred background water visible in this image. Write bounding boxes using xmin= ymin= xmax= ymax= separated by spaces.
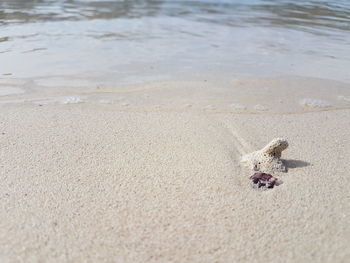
xmin=0 ymin=0 xmax=350 ymax=84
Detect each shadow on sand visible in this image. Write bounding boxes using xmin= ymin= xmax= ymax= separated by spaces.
xmin=283 ymin=159 xmax=310 ymax=170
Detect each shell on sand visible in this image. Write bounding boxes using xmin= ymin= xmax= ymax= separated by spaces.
xmin=250 ymin=172 xmax=282 ymax=189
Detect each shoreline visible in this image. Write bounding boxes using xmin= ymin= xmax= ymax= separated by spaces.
xmin=1 ymin=75 xmax=350 ymax=114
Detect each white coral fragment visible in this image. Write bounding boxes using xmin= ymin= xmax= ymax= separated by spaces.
xmin=241 ymin=138 xmax=288 ymax=173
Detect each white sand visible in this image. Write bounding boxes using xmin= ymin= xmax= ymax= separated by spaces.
xmin=0 ymin=78 xmax=349 ymax=262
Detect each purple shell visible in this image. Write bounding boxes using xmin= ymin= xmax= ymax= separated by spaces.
xmin=250 ymin=172 xmax=281 ymax=189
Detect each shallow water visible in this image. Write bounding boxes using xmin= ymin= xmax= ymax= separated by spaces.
xmin=0 ymin=0 xmax=350 ymax=84
xmin=1 ymin=0 xmax=350 ymax=114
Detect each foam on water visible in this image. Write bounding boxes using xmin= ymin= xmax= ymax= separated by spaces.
xmin=34 ymin=96 xmax=84 ymax=105
xmin=337 ymin=95 xmax=350 ymax=102
xmin=254 ymin=104 xmax=268 ymax=111
xmin=62 ymin=96 xmax=84 ymax=104
xmin=230 ymin=103 xmax=247 ymax=110
xmin=299 ymin=98 xmax=332 ymax=108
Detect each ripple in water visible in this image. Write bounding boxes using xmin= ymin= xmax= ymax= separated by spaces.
xmin=0 ymin=0 xmax=350 ymax=82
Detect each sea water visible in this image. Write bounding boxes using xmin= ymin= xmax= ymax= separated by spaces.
xmin=0 ymin=0 xmax=350 ymax=112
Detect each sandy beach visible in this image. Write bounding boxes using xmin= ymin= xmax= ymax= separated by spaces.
xmin=1 ymin=0 xmax=350 ymax=261
xmin=0 ymin=77 xmax=349 ymax=262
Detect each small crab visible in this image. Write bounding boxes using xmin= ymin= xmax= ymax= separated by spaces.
xmin=250 ymin=172 xmax=282 ymax=189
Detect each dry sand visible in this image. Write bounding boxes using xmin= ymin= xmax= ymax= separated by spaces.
xmin=0 ymin=77 xmax=349 ymax=262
